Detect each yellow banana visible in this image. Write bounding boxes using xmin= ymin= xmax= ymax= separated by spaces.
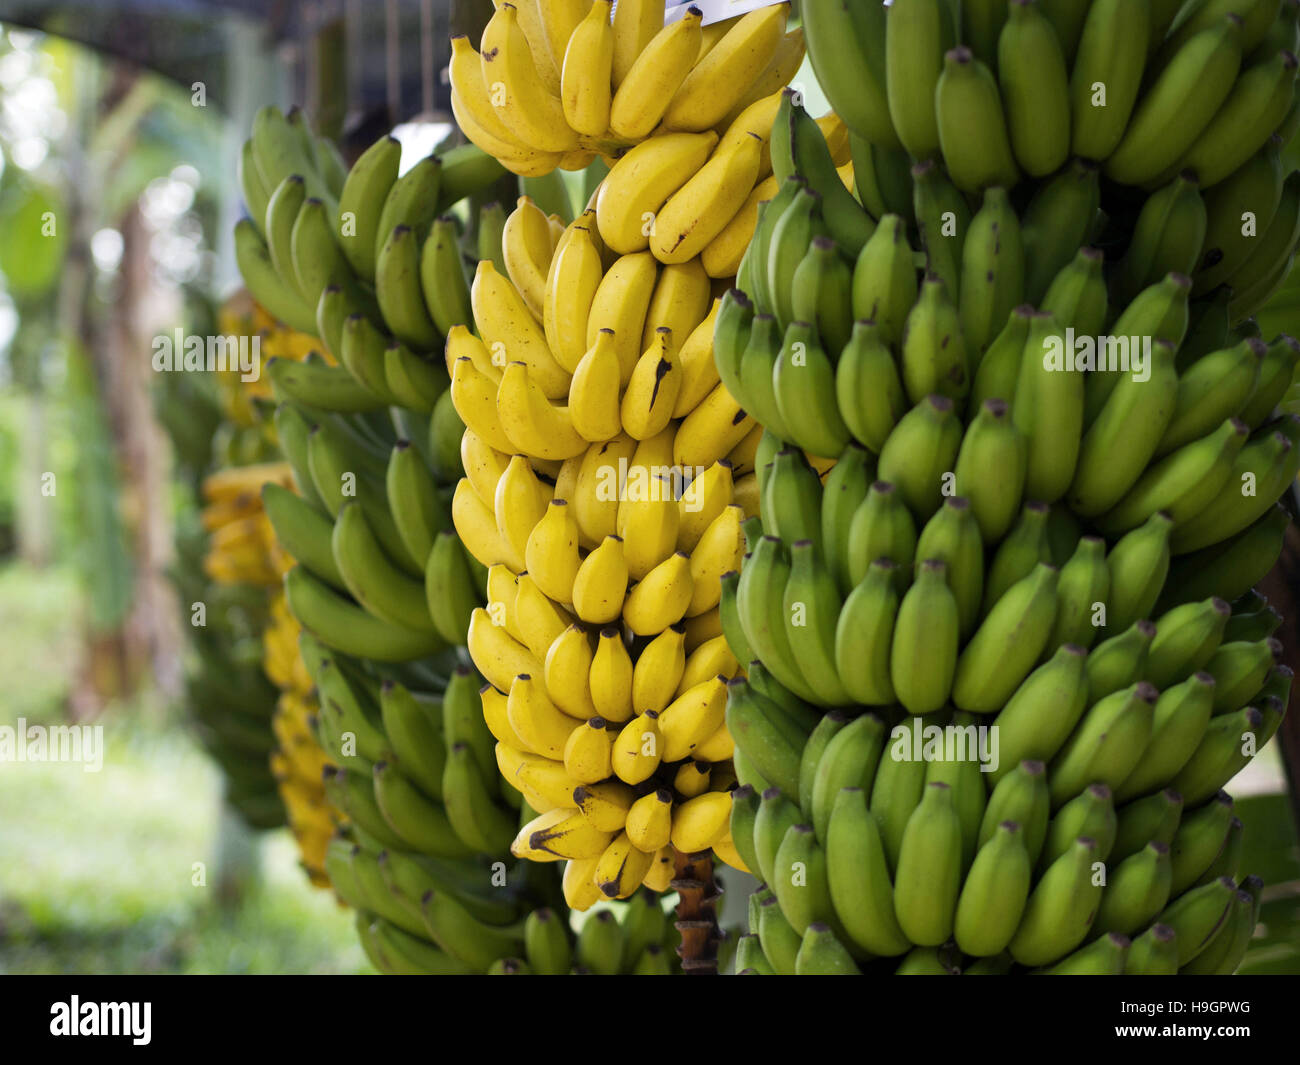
xmin=485 ymin=563 xmax=526 ymax=644
xmin=496 ymin=360 xmax=589 ymax=459
xmin=481 ymin=3 xmax=578 ymax=153
xmin=672 ymin=299 xmax=723 ymax=416
xmin=573 ymin=433 xmax=638 ymax=545
xmin=643 ymin=256 xmax=713 ymax=355
xmin=568 ymin=329 xmax=624 ymax=441
xmin=631 ymin=623 xmax=688 ymax=713
xmin=677 ymin=460 xmax=734 ymax=552
xmin=626 ymin=789 xmax=674 ymax=852
xmin=468 ymin=606 xmax=544 ymax=692
xmin=571 ymin=534 xmax=629 ymax=624
xmin=612 ymin=709 xmax=663 ymax=784
xmin=525 ymin=499 xmax=583 ymax=604
xmin=611 ymin=0 xmax=664 ymax=88
xmin=507 ymin=673 xmax=582 ymax=760
xmin=621 ymin=328 xmax=683 ymax=440
xmin=472 ymin=259 xmax=572 ymax=400
xmin=563 ymin=856 xmax=604 ymax=909
xmin=453 ymin=478 xmax=518 ymax=570
xmin=495 ymin=455 xmax=551 ymax=567
xmin=450 ymin=356 xmax=513 ymax=455
xmin=445 ymin=322 xmax=501 ymax=382
xmin=659 ymin=675 xmax=728 ymax=762
xmin=686 ymin=503 xmax=743 ymax=616
xmin=609 ymin=8 xmax=704 ymax=140
xmin=560 ymin=1 xmax=614 ymax=138
xmin=594 ymin=831 xmax=655 ymax=898
xmin=564 ymin=717 xmax=618 ymax=783
xmin=513 ymin=571 xmax=574 ymax=661
xmin=650 ymin=132 xmax=764 ymax=264
xmin=502 ymin=195 xmax=555 ymax=319
xmin=576 ymin=780 xmax=637 ymax=833
xmin=544 ymin=223 xmax=605 ymax=372
xmin=520 ymin=805 xmax=614 ymax=860
xmin=590 ymin=626 xmax=636 ymax=722
xmin=544 ymin=623 xmax=600 ymax=719
xmin=596 ymin=133 xmax=719 ymax=255
xmin=623 ymin=551 xmax=694 ymax=635
xmin=669 ymin=790 xmax=732 ymax=852
xmin=461 ymin=428 xmax=512 ymax=507
xmin=702 ymin=172 xmax=776 ymax=278
xmin=679 ymin=633 xmax=739 ymax=695
xmin=585 ymin=252 xmax=662 ymax=384
xmin=662 ymin=4 xmax=789 ymax=132
xmin=674 ymin=381 xmax=755 ymax=470
xmin=496 ymin=742 xmax=582 ymax=806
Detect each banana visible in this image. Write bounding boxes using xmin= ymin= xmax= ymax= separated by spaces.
xmin=1021 ymin=160 xmax=1102 ymax=305
xmin=983 ymin=501 xmax=1052 ymax=615
xmin=238 ymin=138 xmax=271 ymax=237
xmin=957 ymin=190 xmax=1025 ymax=364
xmin=1087 ymin=619 xmax=1157 ymax=702
xmin=1069 ymin=0 xmax=1151 ymax=160
xmin=1195 ymin=139 xmax=1286 ymax=295
xmin=1115 ymin=174 xmax=1209 ymax=306
xmin=560 ymin=1 xmax=614 ymax=138
xmin=502 ymin=196 xmax=554 ymax=319
xmin=877 ymin=393 xmax=963 ymax=522
xmin=845 ymin=481 xmax=917 ymax=589
xmin=424 ymin=532 xmax=481 ymax=646
xmin=472 ymin=260 xmax=571 ymax=400
xmin=773 ymin=322 xmax=850 ymax=460
xmin=850 ymin=217 xmax=918 ymax=353
xmin=970 ymin=306 xmax=1033 ymax=410
xmin=468 ymin=606 xmax=543 ymax=693
xmin=611 ymin=0 xmax=666 ymax=88
xmin=893 ymin=781 xmax=964 ymax=947
xmin=1239 ymin=334 xmax=1300 ymax=427
xmin=1012 ymin=310 xmax=1084 ymax=503
xmin=1049 ymin=682 xmax=1159 ymax=806
xmin=523 ymin=906 xmax=573 ymax=975
xmin=261 ymin=482 xmax=344 ymax=590
xmin=997 ymin=0 xmax=1072 ymax=177
xmin=1158 ymin=504 xmax=1291 ymax=609
xmin=570 ymin=534 xmax=627 ymax=625
xmin=1106 ymin=512 xmax=1175 ymax=633
xmin=953 ymin=820 xmax=1033 ymax=957
xmin=1008 ymin=836 xmax=1103 ymax=967
xmin=824 ymin=787 xmax=911 ymax=957
xmin=1155 ymin=875 xmax=1237 ymax=966
xmin=911 ymin=160 xmax=969 ymax=300
xmin=890 ymin=559 xmax=960 ymax=715
xmin=1223 ymin=170 xmax=1300 ymax=310
xmin=285 ymin=565 xmax=441 ymax=662
xmin=479 ymin=3 xmax=578 ymax=154
xmin=953 ymin=563 xmax=1061 ymax=713
xmin=789 ymin=237 xmax=853 ymax=357
xmin=1049 ymin=536 xmax=1110 ymax=649
xmin=597 ymin=134 xmax=718 ymax=256
xmin=611 ymin=709 xmax=662 ymax=785
xmin=650 ymin=132 xmax=763 ymax=266
xmin=1097 ymin=418 xmax=1249 ymax=536
xmin=773 ymin=92 xmax=875 ymax=257
xmin=1205 ymin=636 xmax=1277 ymax=711
xmin=265 ymin=174 xmax=309 ymax=300
xmin=885 ymin=0 xmax=948 ymax=160
xmin=544 ymin=222 xmax=603 ymax=374
xmin=1067 ymin=341 xmax=1180 ymax=518
xmin=662 ymin=4 xmax=789 ymax=133
xmin=609 ymin=7 xmax=702 ymax=140
xmin=900 ymin=275 xmax=969 ymax=408
xmin=934 ymin=46 xmax=1019 ymax=193
xmin=1042 ymin=246 xmax=1109 ymax=339
xmin=1042 ymin=782 xmax=1118 ymax=869
xmin=951 ymin=399 xmax=1026 ymax=545
xmin=589 ymin=626 xmax=634 ymax=723
xmin=1107 ymin=17 xmax=1246 ymax=186
xmin=420 ymin=216 xmax=474 ymax=338
xmin=1179 ymin=48 xmax=1299 ymax=188
xmin=725 ymin=680 xmax=806 ymax=803
xmin=233 ymin=219 xmax=319 ymax=335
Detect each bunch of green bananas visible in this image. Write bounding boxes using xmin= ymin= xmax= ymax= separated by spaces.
xmin=805 ymin=0 xmax=1300 ymax=319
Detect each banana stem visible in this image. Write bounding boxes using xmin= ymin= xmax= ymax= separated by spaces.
xmin=671 ymin=848 xmax=721 ymax=974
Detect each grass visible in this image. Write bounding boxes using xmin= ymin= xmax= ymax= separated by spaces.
xmin=0 ymin=561 xmax=367 ymax=974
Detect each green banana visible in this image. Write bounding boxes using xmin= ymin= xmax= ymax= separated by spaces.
xmin=835 ymin=319 xmax=907 ymax=454
xmin=934 ymin=46 xmax=1019 ymax=193
xmin=773 ymin=322 xmax=851 ymax=460
xmin=851 ymin=215 xmax=919 ymax=349
xmin=425 ymin=531 xmax=481 ymax=647
xmin=1012 ymin=310 xmax=1084 ymax=503
xmin=1070 ymin=0 xmax=1152 ymax=161
xmin=803 ymin=0 xmax=897 ymax=148
xmin=1158 ymin=504 xmax=1291 ymax=609
xmin=1049 ymin=682 xmax=1159 ymax=807
xmin=1008 ymin=836 xmax=1103 ymax=967
xmin=821 ymin=443 xmax=875 ymax=596
xmin=825 ymin=787 xmax=911 ymax=957
xmin=1106 ymin=512 xmax=1175 ymax=633
xmin=900 ymin=274 xmax=969 ymax=408
xmin=1114 ymin=172 xmax=1208 ymax=305
xmin=911 ymin=160 xmax=969 ymax=299
xmin=1021 ymin=159 xmax=1101 ymax=304
xmin=982 ymin=501 xmax=1052 ymax=616
xmin=953 ymin=821 xmax=1032 ymax=957
xmin=846 ymin=481 xmax=917 ymax=588
xmin=332 ymin=501 xmax=435 ymax=633
xmin=890 ymin=559 xmax=960 ymax=715
xmin=772 ymin=823 xmax=837 ymax=936
xmin=1147 ymin=599 xmax=1232 ymax=689
xmin=810 ymin=713 xmax=888 ymax=842
xmin=261 ymin=481 xmax=345 ymax=591
xmin=1049 ymin=535 xmax=1110 ymax=649
xmin=885 ymin=0 xmax=949 ymax=161
xmin=336 ymin=134 xmax=401 ymax=280
xmin=998 ymin=0 xmax=1072 ymax=178
xmin=1041 ymin=247 xmax=1109 ymax=339
xmin=959 ymin=188 xmax=1025 ymax=361
xmin=892 ymin=781 xmax=964 ymax=947
xmin=285 ymin=565 xmax=443 ymax=663
xmin=790 ymin=236 xmax=854 ymax=356
xmin=1154 ymin=875 xmax=1237 ymax=965
xmin=1194 ymin=137 xmax=1285 ymax=294
xmin=952 ymin=563 xmax=1060 ymax=713
xmin=377 ymin=225 xmax=442 ymax=352
xmin=378 ymin=680 xmax=446 ymax=801
xmin=877 ymin=393 xmax=963 ymax=521
xmin=783 ymin=540 xmax=852 ymax=706
xmin=1126 ymin=922 xmax=1181 ymax=974
xmin=914 ymin=496 xmax=984 ymax=637
xmin=979 ymin=759 xmax=1051 ymax=865
xmin=952 ymin=398 xmax=1026 ymax=544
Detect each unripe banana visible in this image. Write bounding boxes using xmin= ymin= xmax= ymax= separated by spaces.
xmin=893 ymin=781 xmax=964 ymax=947
xmin=1049 ymin=682 xmax=1159 ymax=807
xmin=953 ymin=821 xmax=1032 ymax=957
xmin=835 ymin=320 xmax=907 ymax=455
xmin=1008 ymin=836 xmax=1103 ymax=967
xmin=998 ymin=0 xmax=1072 ymax=177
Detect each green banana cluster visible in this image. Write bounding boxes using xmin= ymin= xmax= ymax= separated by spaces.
xmin=803 ymin=0 xmax=1300 ymax=319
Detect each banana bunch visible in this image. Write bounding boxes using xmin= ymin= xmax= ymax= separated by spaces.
xmin=448 ymin=1 xmax=802 ymax=175
xmin=264 ymin=590 xmax=337 ymax=887
xmin=447 ymin=181 xmax=772 ymax=907
xmin=803 ymin=0 xmax=1300 ymax=318
xmin=177 ymin=521 xmax=287 ymax=834
xmin=307 ymin=631 xmax=581 ymax=975
xmin=728 ymin=600 xmax=1284 ymax=972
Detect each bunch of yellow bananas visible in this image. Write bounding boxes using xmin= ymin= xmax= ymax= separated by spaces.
xmin=200 ymin=462 xmax=293 ymax=586
xmin=449 ymin=1 xmax=803 ymax=177
xmin=265 ymin=589 xmax=338 ymax=888
xmin=449 ymin=171 xmax=774 ymax=907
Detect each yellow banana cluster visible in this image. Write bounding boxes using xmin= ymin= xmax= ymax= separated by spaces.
xmin=200 ymin=462 xmax=294 ymax=586
xmin=449 ymin=0 xmax=802 ymax=182
xmin=265 ymin=590 xmax=338 ymax=888
xmin=450 ymin=188 xmax=764 ymax=908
